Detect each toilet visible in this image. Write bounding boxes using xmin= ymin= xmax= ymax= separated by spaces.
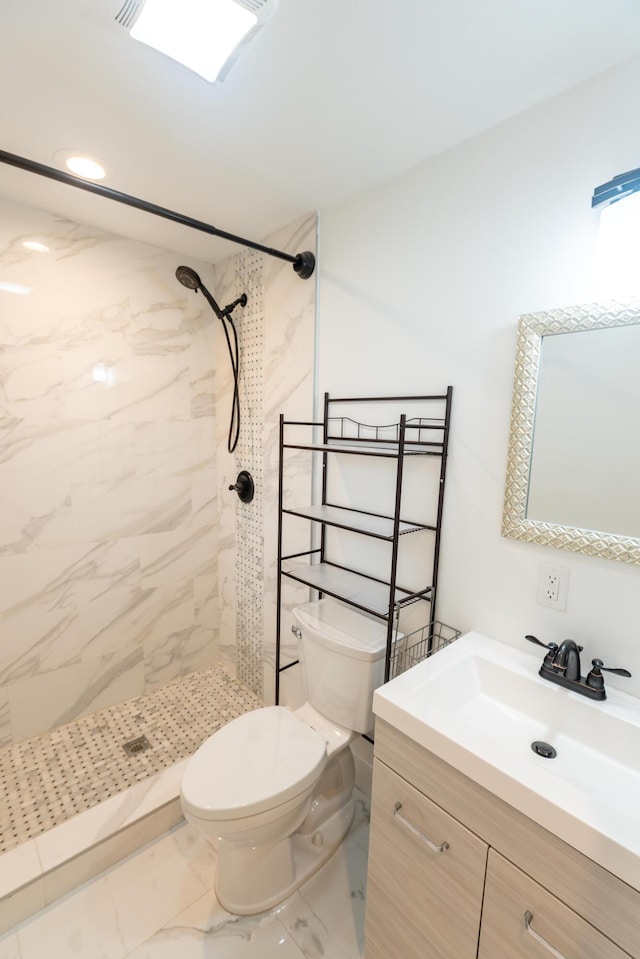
xmin=180 ymin=597 xmax=393 ymax=915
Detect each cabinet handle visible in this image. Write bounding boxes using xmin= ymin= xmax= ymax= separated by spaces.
xmin=523 ymin=912 xmax=567 ymax=959
xmin=392 ymin=802 xmax=449 ymax=854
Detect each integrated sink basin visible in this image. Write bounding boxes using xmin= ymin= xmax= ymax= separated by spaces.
xmin=373 ymin=631 xmax=640 ymax=891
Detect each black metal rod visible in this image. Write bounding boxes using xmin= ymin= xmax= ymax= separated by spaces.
xmin=275 ymin=413 xmax=285 ymax=706
xmin=320 ymin=392 xmax=330 ymax=580
xmin=278 ymin=660 xmax=300 ymax=673
xmin=281 ymin=547 xmax=322 ymax=561
xmin=327 ymin=394 xmax=450 ymax=403
xmin=0 ymin=148 xmax=315 ymax=278
xmin=280 ymin=420 xmax=324 ymax=428
xmin=427 ymin=384 xmax=453 ymax=649
xmin=384 ymin=414 xmax=406 ymax=683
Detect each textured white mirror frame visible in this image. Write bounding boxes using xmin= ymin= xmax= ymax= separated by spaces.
xmin=502 ymin=300 xmax=640 ymax=566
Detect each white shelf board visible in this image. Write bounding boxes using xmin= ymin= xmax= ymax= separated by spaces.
xmin=281 ymin=561 xmax=431 ymax=615
xmin=283 ymin=504 xmax=427 ymax=538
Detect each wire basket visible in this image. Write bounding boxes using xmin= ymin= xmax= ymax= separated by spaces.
xmin=390 ymin=620 xmax=461 ymax=679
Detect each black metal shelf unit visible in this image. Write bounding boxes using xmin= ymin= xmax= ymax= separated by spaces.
xmin=275 ymin=390 xmax=453 ymax=703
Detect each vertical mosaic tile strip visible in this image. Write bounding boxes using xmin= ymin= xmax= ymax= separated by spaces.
xmin=234 ymin=249 xmax=265 ymax=695
xmin=0 ymin=665 xmax=262 ymax=855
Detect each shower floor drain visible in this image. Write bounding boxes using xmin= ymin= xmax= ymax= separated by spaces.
xmin=122 ymin=735 xmax=152 ymax=757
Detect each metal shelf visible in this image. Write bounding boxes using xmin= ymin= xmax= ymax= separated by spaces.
xmin=276 ymin=390 xmax=453 ymax=700
xmin=281 ymin=561 xmax=432 ymax=617
xmin=282 ymin=504 xmax=433 ymax=540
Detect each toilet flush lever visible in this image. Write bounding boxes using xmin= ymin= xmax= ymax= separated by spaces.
xmin=291 ymin=625 xmax=302 ymax=640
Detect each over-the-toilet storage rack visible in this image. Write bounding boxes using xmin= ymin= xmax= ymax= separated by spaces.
xmin=275 ymin=390 xmax=453 ymax=703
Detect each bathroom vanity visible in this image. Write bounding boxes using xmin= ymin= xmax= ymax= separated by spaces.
xmin=365 ymin=633 xmax=640 ymax=959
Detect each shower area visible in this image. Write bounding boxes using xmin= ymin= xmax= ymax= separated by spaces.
xmin=0 ymin=192 xmax=316 ymax=883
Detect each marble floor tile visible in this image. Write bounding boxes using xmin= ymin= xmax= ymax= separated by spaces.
xmin=127 ymin=895 xmax=306 ymax=959
xmin=16 ymin=867 xmax=128 ymax=959
xmin=14 ymin=795 xmax=369 ymax=959
xmin=277 ymin=803 xmax=369 ymax=959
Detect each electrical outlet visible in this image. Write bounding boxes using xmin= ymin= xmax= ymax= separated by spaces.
xmin=537 ymin=564 xmax=569 ymax=611
xmin=546 ymin=572 xmax=560 ymax=603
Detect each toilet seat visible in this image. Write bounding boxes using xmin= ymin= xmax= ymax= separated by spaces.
xmin=181 ymin=706 xmax=327 ymax=822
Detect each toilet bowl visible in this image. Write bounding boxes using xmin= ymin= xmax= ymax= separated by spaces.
xmin=180 ymin=598 xmax=392 ymax=914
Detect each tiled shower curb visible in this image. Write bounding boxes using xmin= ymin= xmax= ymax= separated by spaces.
xmin=0 ymin=757 xmax=186 ymax=935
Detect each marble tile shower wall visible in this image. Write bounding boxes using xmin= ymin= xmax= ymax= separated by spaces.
xmin=0 ymin=196 xmax=220 ymax=746
xmin=212 ymin=215 xmax=317 ymax=701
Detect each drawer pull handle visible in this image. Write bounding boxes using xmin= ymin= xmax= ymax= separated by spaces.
xmin=523 ymin=912 xmax=567 ymax=959
xmin=392 ymin=802 xmax=449 ymax=854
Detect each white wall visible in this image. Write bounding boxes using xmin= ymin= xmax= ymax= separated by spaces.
xmin=318 ymin=56 xmax=640 ymax=696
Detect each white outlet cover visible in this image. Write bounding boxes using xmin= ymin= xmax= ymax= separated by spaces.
xmin=537 ymin=563 xmax=570 ymax=611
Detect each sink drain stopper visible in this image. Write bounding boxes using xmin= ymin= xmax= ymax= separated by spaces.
xmin=531 ymin=740 xmax=557 ymax=759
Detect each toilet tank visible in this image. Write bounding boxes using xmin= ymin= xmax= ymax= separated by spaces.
xmin=292 ymin=598 xmax=401 ymax=734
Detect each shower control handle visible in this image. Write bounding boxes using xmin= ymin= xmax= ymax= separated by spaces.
xmin=228 ymin=470 xmax=254 ymax=503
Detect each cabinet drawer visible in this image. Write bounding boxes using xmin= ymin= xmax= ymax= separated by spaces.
xmin=375 ymin=720 xmax=640 ymax=957
xmin=479 ymin=850 xmax=631 ymax=959
xmin=365 ymin=758 xmax=488 ymax=959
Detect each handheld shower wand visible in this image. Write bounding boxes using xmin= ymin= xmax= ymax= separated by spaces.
xmin=176 ymin=265 xmax=247 ymax=453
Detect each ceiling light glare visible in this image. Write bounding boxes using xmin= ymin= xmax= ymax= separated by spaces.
xmin=92 ymin=363 xmax=116 ymax=387
xmin=65 ymin=155 xmax=107 ymax=180
xmin=22 ymin=240 xmax=50 ymax=253
xmin=130 ymin=0 xmax=258 ymax=82
xmin=0 ymin=280 xmax=31 ymax=295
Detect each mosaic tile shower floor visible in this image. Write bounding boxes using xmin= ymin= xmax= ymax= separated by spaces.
xmin=0 ymin=666 xmax=263 ymax=855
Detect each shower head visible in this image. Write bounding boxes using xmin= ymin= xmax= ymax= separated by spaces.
xmin=175 ymin=265 xmax=201 ymax=291
xmin=175 ymin=265 xmax=246 ymax=321
xmin=175 ymin=263 xmax=247 ymax=454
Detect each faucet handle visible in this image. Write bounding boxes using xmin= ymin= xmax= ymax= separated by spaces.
xmin=586 ymin=659 xmax=631 ymax=689
xmin=525 ymin=634 xmax=558 ymax=653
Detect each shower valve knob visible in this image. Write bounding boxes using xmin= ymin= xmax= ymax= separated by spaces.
xmin=228 ymin=470 xmax=254 ymax=503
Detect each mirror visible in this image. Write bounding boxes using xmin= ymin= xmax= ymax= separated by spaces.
xmin=502 ymin=301 xmax=640 ymax=565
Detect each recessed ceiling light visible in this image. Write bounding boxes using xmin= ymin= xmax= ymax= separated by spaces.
xmin=53 ymin=149 xmax=109 ymax=181
xmin=123 ymin=0 xmax=276 ymax=83
xmin=0 ymin=280 xmax=31 ymax=295
xmin=22 ymin=240 xmax=50 ymax=253
xmin=65 ymin=155 xmax=107 ymax=180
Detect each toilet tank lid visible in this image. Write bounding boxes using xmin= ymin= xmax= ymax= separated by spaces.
xmin=293 ymin=598 xmax=403 ymax=662
xmin=180 ymin=706 xmax=327 ymax=821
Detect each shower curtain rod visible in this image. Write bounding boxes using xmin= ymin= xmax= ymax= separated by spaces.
xmin=0 ymin=148 xmax=315 ymax=279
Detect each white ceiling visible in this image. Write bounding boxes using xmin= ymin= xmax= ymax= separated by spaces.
xmin=2 ymin=0 xmax=640 ymax=264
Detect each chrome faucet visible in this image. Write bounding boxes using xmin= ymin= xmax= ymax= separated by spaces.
xmin=525 ymin=635 xmax=631 ymax=700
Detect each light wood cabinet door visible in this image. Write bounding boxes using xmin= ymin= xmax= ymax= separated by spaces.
xmin=365 ymin=759 xmax=488 ymax=959
xmin=478 ymin=850 xmax=631 ymax=959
